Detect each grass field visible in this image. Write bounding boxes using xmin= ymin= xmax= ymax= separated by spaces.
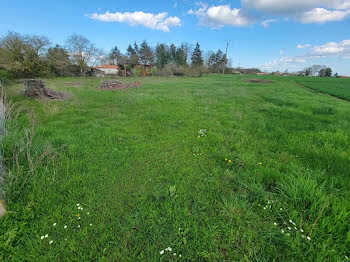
xmin=295 ymin=77 xmax=350 ymax=101
xmin=1 ymin=75 xmax=350 ymax=261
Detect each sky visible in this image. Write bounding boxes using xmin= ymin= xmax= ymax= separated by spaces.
xmin=1 ymin=0 xmax=350 ymax=75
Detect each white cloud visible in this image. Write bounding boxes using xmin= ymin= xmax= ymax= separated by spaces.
xmin=262 ymin=56 xmax=306 ymax=69
xmin=308 ymin=39 xmax=350 ymax=57
xmin=297 ymin=44 xmax=311 ymax=48
xmin=188 ymin=4 xmax=255 ymax=28
xmin=242 ymin=0 xmax=350 ymax=14
xmin=261 ymin=18 xmax=279 ymax=27
xmin=88 ymin=11 xmax=181 ymax=32
xmin=298 ymin=8 xmax=350 ymax=23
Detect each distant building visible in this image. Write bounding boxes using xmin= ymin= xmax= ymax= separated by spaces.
xmin=94 ymin=65 xmax=120 ymax=75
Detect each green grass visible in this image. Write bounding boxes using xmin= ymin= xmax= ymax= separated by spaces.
xmin=1 ymin=75 xmax=350 ymax=261
xmin=296 ymin=77 xmax=350 ymax=101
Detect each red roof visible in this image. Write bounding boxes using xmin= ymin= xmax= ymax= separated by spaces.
xmin=95 ymin=65 xmax=120 ymax=69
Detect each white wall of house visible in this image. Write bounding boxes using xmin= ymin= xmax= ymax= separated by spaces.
xmin=99 ymin=68 xmax=119 ymax=75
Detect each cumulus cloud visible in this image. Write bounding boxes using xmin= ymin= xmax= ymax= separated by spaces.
xmin=298 ymin=8 xmax=350 ymax=23
xmin=188 ymin=3 xmax=255 ymax=28
xmin=308 ymin=39 xmax=350 ymax=57
xmin=262 ymin=56 xmax=306 ymax=69
xmin=88 ymin=11 xmax=181 ymax=32
xmin=297 ymin=44 xmax=311 ymax=48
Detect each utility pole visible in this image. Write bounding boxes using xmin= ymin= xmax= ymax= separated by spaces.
xmin=222 ymin=41 xmax=229 ymax=77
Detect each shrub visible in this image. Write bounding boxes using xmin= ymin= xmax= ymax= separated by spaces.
xmin=0 ymin=70 xmax=14 ymax=83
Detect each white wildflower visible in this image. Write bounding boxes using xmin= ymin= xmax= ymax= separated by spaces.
xmin=53 ymin=223 xmax=56 ymax=227
xmin=286 ymin=233 xmax=290 ymax=236
xmin=64 ymin=225 xmax=67 ymax=229
xmin=301 ymin=235 xmax=305 ymax=238
xmin=281 ymin=229 xmax=284 ymax=234
xmin=294 ymin=227 xmax=297 ymax=230
xmin=160 ymin=250 xmax=165 ymax=255
xmin=45 ymin=234 xmax=48 ymax=238
xmin=307 ymin=236 xmax=311 ymax=241
xmin=77 ymin=204 xmax=80 ymax=206
xmin=288 ymin=227 xmax=291 ymax=230
xmin=173 ymin=253 xmax=176 ymax=256
xmin=179 ymin=254 xmax=182 ymax=257
xmin=280 ymin=208 xmax=282 ymax=211
xmin=49 ymin=240 xmax=53 ymax=244
xmin=41 ymin=236 xmax=44 ymax=240
xmin=168 ymin=247 xmax=172 ymax=252
xmin=89 ymin=223 xmax=92 ymax=226
xmin=78 ymin=225 xmax=80 ymax=228
xmin=87 ymin=212 xmax=90 ymax=215
xmin=274 ymin=222 xmax=278 ymax=226
xmin=300 ymin=229 xmax=304 ymax=233
xmin=263 ymin=207 xmax=266 ymax=210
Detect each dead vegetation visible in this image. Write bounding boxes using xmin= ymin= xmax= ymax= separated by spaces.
xmin=24 ymin=79 xmax=65 ymax=99
xmin=245 ymin=79 xmax=274 ymax=84
xmin=100 ymin=80 xmax=142 ymax=90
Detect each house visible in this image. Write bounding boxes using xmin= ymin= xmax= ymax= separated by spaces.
xmin=86 ymin=68 xmax=106 ymax=77
xmin=94 ymin=65 xmax=120 ymax=75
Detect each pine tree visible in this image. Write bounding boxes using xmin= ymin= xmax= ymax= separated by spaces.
xmin=191 ymin=43 xmax=203 ymax=67
xmin=139 ymin=40 xmax=154 ymax=65
xmin=126 ymin=44 xmax=139 ymax=65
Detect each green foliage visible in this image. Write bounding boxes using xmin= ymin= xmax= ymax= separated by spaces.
xmin=191 ymin=42 xmax=203 ymax=67
xmin=0 ymin=70 xmax=13 ymax=83
xmin=1 ymin=75 xmax=350 ymax=261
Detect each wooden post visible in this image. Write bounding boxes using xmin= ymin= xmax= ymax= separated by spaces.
xmin=222 ymin=42 xmax=229 ymax=77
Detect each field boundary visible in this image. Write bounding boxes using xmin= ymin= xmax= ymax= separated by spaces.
xmin=295 ymin=81 xmax=350 ymax=102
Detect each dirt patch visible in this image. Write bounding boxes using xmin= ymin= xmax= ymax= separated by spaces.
xmin=245 ymin=79 xmax=274 ymax=84
xmin=24 ymin=79 xmax=65 ymax=100
xmin=100 ymin=80 xmax=142 ymax=90
xmin=65 ymin=82 xmax=82 ymax=87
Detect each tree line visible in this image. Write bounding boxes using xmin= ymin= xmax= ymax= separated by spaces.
xmin=0 ymin=31 xmax=235 ymax=80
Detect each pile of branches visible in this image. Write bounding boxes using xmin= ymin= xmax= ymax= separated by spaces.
xmin=24 ymin=79 xmax=65 ymax=99
xmin=100 ymin=80 xmax=142 ymax=90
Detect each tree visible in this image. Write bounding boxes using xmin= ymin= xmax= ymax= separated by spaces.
xmin=46 ymin=45 xmax=71 ymax=76
xmin=139 ymin=40 xmax=154 ymax=65
xmin=109 ymin=46 xmax=122 ymax=65
xmin=126 ymin=44 xmax=139 ymax=65
xmin=65 ymin=34 xmax=98 ymax=75
xmin=0 ymin=31 xmax=51 ymax=77
xmin=319 ymin=67 xmax=332 ymax=77
xmin=170 ymin=44 xmax=177 ymax=62
xmin=309 ymin=64 xmax=326 ymax=76
xmin=155 ymin=44 xmax=170 ymax=69
xmin=174 ymin=45 xmax=187 ymax=66
xmin=191 ymin=42 xmax=203 ymax=67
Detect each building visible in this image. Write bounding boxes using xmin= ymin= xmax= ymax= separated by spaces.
xmin=94 ymin=65 xmax=120 ymax=75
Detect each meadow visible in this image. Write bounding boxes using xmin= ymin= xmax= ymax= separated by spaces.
xmin=0 ymin=75 xmax=349 ymax=261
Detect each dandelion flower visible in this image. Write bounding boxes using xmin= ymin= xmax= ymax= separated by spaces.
xmin=228 ymin=160 xmax=232 ymax=163
xmin=49 ymin=240 xmax=53 ymax=244
xmin=41 ymin=236 xmax=44 ymax=240
xmin=64 ymin=225 xmax=67 ymax=229
xmin=259 ymin=162 xmax=262 ymax=165
xmin=45 ymin=234 xmax=48 ymax=238
xmin=197 ymin=136 xmax=200 ymax=138
xmin=53 ymin=223 xmax=56 ymax=227
xmin=307 ymin=236 xmax=311 ymax=241
xmin=160 ymin=250 xmax=165 ymax=255
xmin=225 ymin=158 xmax=228 ymax=161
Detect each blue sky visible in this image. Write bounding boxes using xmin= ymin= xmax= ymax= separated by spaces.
xmin=1 ymin=0 xmax=350 ymax=75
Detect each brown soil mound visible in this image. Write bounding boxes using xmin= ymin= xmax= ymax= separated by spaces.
xmin=65 ymin=82 xmax=82 ymax=87
xmin=24 ymin=79 xmax=65 ymax=99
xmin=245 ymin=79 xmax=274 ymax=84
xmin=101 ymin=80 xmax=142 ymax=90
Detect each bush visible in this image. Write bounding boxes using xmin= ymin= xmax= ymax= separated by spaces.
xmin=0 ymin=70 xmax=14 ymax=83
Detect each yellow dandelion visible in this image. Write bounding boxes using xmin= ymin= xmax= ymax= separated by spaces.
xmin=77 ymin=214 xmax=80 ymax=217
xmin=229 ymin=160 xmax=232 ymax=163
xmin=225 ymin=158 xmax=228 ymax=161
xmin=259 ymin=162 xmax=262 ymax=165
xmin=197 ymin=136 xmax=200 ymax=138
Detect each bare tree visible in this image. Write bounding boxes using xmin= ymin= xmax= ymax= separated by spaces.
xmin=65 ymin=34 xmax=98 ymax=75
